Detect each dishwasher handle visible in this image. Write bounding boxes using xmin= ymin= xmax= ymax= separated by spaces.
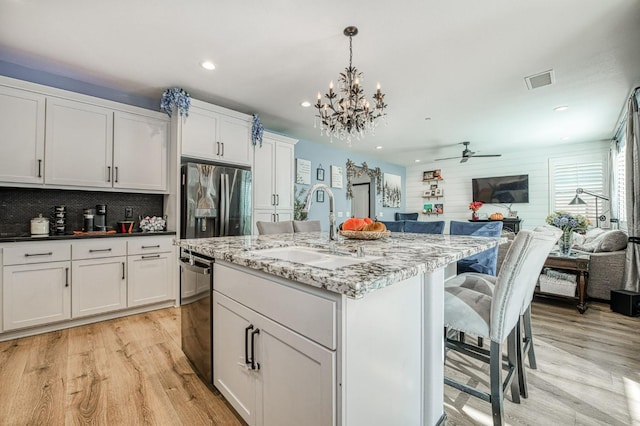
xmin=179 ymin=258 xmax=211 ymax=275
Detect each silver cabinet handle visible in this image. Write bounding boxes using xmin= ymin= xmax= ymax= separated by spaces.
xmin=221 ymin=142 xmax=225 ymax=157
xmin=25 ymin=252 xmax=53 ymax=257
xmin=37 ymin=159 xmax=42 ymax=178
xmin=122 ymin=262 xmax=125 ymax=280
xmin=276 ymin=194 xmax=279 ymax=206
xmin=89 ymin=248 xmax=112 ymax=253
xmin=114 ymin=166 xmax=119 ymax=183
xmin=141 ymin=245 xmax=160 ymax=249
xmin=216 ymin=142 xmax=220 ymax=156
xmin=141 ymin=254 xmax=160 ymax=259
xmin=107 ymin=166 xmax=111 ymax=182
xmin=65 ymin=267 xmax=69 ymax=287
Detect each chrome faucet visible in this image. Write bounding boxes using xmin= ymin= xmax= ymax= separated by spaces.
xmin=302 ymin=183 xmax=337 ymax=240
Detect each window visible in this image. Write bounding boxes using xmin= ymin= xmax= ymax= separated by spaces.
xmin=549 ymin=155 xmax=608 ymax=227
xmin=614 ymin=140 xmax=627 ymax=225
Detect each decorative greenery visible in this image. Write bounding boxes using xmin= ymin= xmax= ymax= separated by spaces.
xmin=345 ymin=159 xmax=382 ymax=199
xmin=293 ymin=186 xmax=308 ymax=221
xmin=545 ymin=211 xmax=588 ymax=232
xmin=160 ymin=88 xmax=191 ymax=117
xmin=251 ymin=114 xmax=264 ymax=147
xmin=468 ymin=201 xmax=483 ymax=212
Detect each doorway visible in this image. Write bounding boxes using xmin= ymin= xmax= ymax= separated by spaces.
xmin=351 ymin=183 xmax=370 ymax=218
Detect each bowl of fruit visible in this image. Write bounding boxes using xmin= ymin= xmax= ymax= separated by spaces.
xmin=338 ymin=217 xmax=390 ymax=240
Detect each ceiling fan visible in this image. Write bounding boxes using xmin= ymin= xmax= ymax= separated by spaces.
xmin=434 ymin=141 xmax=502 ymax=163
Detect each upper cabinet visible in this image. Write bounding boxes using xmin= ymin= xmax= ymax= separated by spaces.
xmin=0 ymin=86 xmax=46 ymax=184
xmin=113 ymin=111 xmax=169 ymax=191
xmin=180 ymin=100 xmax=251 ymax=166
xmin=45 ymin=97 xmax=114 ymax=188
xmin=0 ymin=76 xmax=170 ymax=193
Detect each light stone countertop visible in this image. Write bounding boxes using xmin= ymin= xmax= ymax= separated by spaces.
xmin=175 ymin=232 xmax=503 ymax=299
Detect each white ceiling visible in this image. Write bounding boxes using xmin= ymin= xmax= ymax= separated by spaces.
xmin=1 ymin=0 xmax=639 ymax=166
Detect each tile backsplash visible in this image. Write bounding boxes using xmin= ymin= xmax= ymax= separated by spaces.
xmin=0 ymin=187 xmax=164 ymax=234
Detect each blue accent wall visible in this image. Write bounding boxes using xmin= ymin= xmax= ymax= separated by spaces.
xmin=294 ymin=139 xmax=406 ymax=230
xmin=0 ymin=60 xmax=158 ymax=111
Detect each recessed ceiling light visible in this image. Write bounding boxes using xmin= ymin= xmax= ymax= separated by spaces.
xmin=375 ymin=146 xmax=383 ymax=150
xmin=415 ymin=159 xmax=421 ymax=163
xmin=554 ymin=105 xmax=569 ymax=112
xmin=201 ymin=61 xmax=216 ymax=70
xmin=300 ymin=101 xmax=311 ymax=108
xmin=562 ymin=136 xmax=570 ymax=141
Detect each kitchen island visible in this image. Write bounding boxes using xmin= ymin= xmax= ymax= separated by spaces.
xmin=176 ymin=232 xmax=502 ymax=426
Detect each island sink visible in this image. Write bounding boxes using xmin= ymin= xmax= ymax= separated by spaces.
xmin=253 ymin=246 xmax=381 ymax=269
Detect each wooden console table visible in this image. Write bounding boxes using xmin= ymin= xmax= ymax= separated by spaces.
xmin=540 ymin=253 xmax=590 ymax=313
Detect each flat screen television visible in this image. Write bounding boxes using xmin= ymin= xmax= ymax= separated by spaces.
xmin=472 ymin=174 xmax=529 ymax=203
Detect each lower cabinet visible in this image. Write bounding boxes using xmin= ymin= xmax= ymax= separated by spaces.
xmin=2 ymin=261 xmax=71 ymax=331
xmin=213 ymin=281 xmax=335 ymax=426
xmin=72 ymin=256 xmax=127 ymax=317
xmin=127 ymin=252 xmax=172 ymax=307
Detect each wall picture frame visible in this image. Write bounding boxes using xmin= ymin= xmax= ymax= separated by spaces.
xmin=423 ymin=171 xmax=435 ymax=181
xmin=316 ymin=189 xmax=325 ymax=203
xmin=434 ymin=188 xmax=443 ymax=196
xmin=316 ymin=164 xmax=325 ymax=181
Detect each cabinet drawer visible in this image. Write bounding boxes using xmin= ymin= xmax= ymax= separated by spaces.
xmin=214 ymin=262 xmax=337 ymax=350
xmin=127 ymin=236 xmax=172 ymax=255
xmin=72 ymin=239 xmax=127 ymax=259
xmin=3 ymin=242 xmax=71 ymax=265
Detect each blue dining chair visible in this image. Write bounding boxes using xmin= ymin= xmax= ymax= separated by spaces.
xmin=450 ymin=220 xmax=503 ymax=275
xmin=404 ymin=220 xmax=445 ymax=234
xmin=378 ymin=220 xmax=405 ymax=232
xmin=395 ymin=212 xmax=419 ymax=221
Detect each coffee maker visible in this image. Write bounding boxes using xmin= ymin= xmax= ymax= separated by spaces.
xmin=95 ymin=204 xmax=107 ymax=231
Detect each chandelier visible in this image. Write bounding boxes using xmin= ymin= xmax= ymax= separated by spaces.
xmin=315 ymin=26 xmax=387 ymax=143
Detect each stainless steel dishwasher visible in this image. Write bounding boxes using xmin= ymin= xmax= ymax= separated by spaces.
xmin=179 ymin=249 xmax=214 ymax=385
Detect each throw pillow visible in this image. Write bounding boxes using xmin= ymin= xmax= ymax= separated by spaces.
xmin=595 ymin=230 xmax=628 ymax=252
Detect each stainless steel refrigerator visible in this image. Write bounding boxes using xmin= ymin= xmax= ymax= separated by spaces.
xmin=180 ymin=161 xmax=251 ymax=385
xmin=180 ymin=162 xmax=252 ymax=239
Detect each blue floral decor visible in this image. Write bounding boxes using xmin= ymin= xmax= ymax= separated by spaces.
xmin=160 ymin=88 xmax=191 ymax=118
xmin=545 ymin=211 xmax=588 ymax=256
xmin=251 ymin=114 xmax=264 ymax=147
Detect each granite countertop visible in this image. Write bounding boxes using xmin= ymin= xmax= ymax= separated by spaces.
xmin=0 ymin=231 xmax=176 ymax=243
xmin=175 ymin=232 xmax=503 ymax=299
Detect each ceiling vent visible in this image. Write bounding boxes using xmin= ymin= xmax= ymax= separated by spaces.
xmin=525 ymin=69 xmax=555 ymax=90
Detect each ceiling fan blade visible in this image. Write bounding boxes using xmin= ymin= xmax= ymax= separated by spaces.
xmin=467 ymin=151 xmax=476 ymax=156
xmin=473 ymin=154 xmax=502 ymax=158
xmin=460 ymin=157 xmax=469 ymax=163
xmin=434 ymin=156 xmax=460 ymax=161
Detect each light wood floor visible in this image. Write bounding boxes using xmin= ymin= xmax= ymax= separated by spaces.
xmin=0 ymin=299 xmax=638 ymax=425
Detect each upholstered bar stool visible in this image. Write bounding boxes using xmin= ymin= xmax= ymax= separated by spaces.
xmin=450 ymin=220 xmax=503 ymax=275
xmin=378 ymin=220 xmax=405 ymax=232
xmin=256 ymin=220 xmax=294 ymax=235
xmin=444 ymin=229 xmax=560 ymax=425
xmin=394 ymin=212 xmax=419 ymax=220
xmin=293 ymin=220 xmax=321 ymax=232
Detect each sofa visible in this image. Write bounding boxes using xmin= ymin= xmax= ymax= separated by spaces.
xmin=496 ymin=228 xmax=628 ymax=301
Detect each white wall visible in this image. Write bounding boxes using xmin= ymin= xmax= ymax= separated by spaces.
xmin=405 ymin=141 xmax=610 ymax=233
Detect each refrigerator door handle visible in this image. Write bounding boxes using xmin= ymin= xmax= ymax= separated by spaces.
xmin=219 ymin=173 xmax=226 ymax=236
xmin=225 ymin=173 xmax=231 ymax=234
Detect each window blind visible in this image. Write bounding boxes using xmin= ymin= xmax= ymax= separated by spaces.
xmin=552 ymin=161 xmax=605 ymax=226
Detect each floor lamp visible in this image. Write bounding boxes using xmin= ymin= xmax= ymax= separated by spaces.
xmin=569 ymin=188 xmax=609 ymax=228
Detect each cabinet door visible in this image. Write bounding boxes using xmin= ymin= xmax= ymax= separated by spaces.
xmin=274 ymin=141 xmax=294 ymax=211
xmin=2 ymin=261 xmax=71 ymax=330
xmin=72 ymin=256 xmax=127 ymax=318
xmin=274 ymin=210 xmax=293 ymax=223
xmin=257 ymin=313 xmax=335 ymax=426
xmin=213 ymin=291 xmax=257 ymax=425
xmin=0 ymin=86 xmax=45 ymax=184
xmin=113 ymin=111 xmax=169 ymax=191
xmin=218 ymin=113 xmax=250 ymax=166
xmin=253 ymin=209 xmax=276 ymax=235
xmin=127 ymin=253 xmax=172 ymax=307
xmin=253 ymin=137 xmax=276 ymax=211
xmin=45 ymin=97 xmax=113 ymax=188
xmin=181 ymin=106 xmax=219 ymax=160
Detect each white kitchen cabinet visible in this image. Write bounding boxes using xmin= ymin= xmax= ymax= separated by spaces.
xmin=127 ymin=238 xmax=173 ymax=307
xmin=113 ymin=111 xmax=169 ymax=192
xmin=44 ymin=97 xmax=114 ymax=188
xmin=180 ymin=100 xmax=251 ymax=166
xmin=0 ymin=85 xmax=46 ymax=184
xmin=253 ymin=132 xmax=297 ymax=233
xmin=2 ymin=241 xmax=72 ymax=331
xmin=71 ymin=239 xmax=128 ymax=318
xmin=213 ymin=264 xmax=335 ymax=426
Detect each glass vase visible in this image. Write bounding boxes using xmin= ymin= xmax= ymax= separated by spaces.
xmin=558 ymin=230 xmax=573 ymax=256
xmin=471 ymin=212 xmax=479 ymax=221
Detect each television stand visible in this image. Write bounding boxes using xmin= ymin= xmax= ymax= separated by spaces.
xmin=468 ymin=218 xmax=522 ymax=233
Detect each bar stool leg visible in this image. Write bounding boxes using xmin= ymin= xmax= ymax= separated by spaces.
xmin=523 ymin=305 xmax=537 ymax=369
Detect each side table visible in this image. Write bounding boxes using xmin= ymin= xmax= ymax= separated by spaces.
xmin=542 ymin=253 xmax=590 ymax=313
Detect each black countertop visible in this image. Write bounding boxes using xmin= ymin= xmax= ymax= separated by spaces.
xmin=0 ymin=231 xmax=176 ymax=243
